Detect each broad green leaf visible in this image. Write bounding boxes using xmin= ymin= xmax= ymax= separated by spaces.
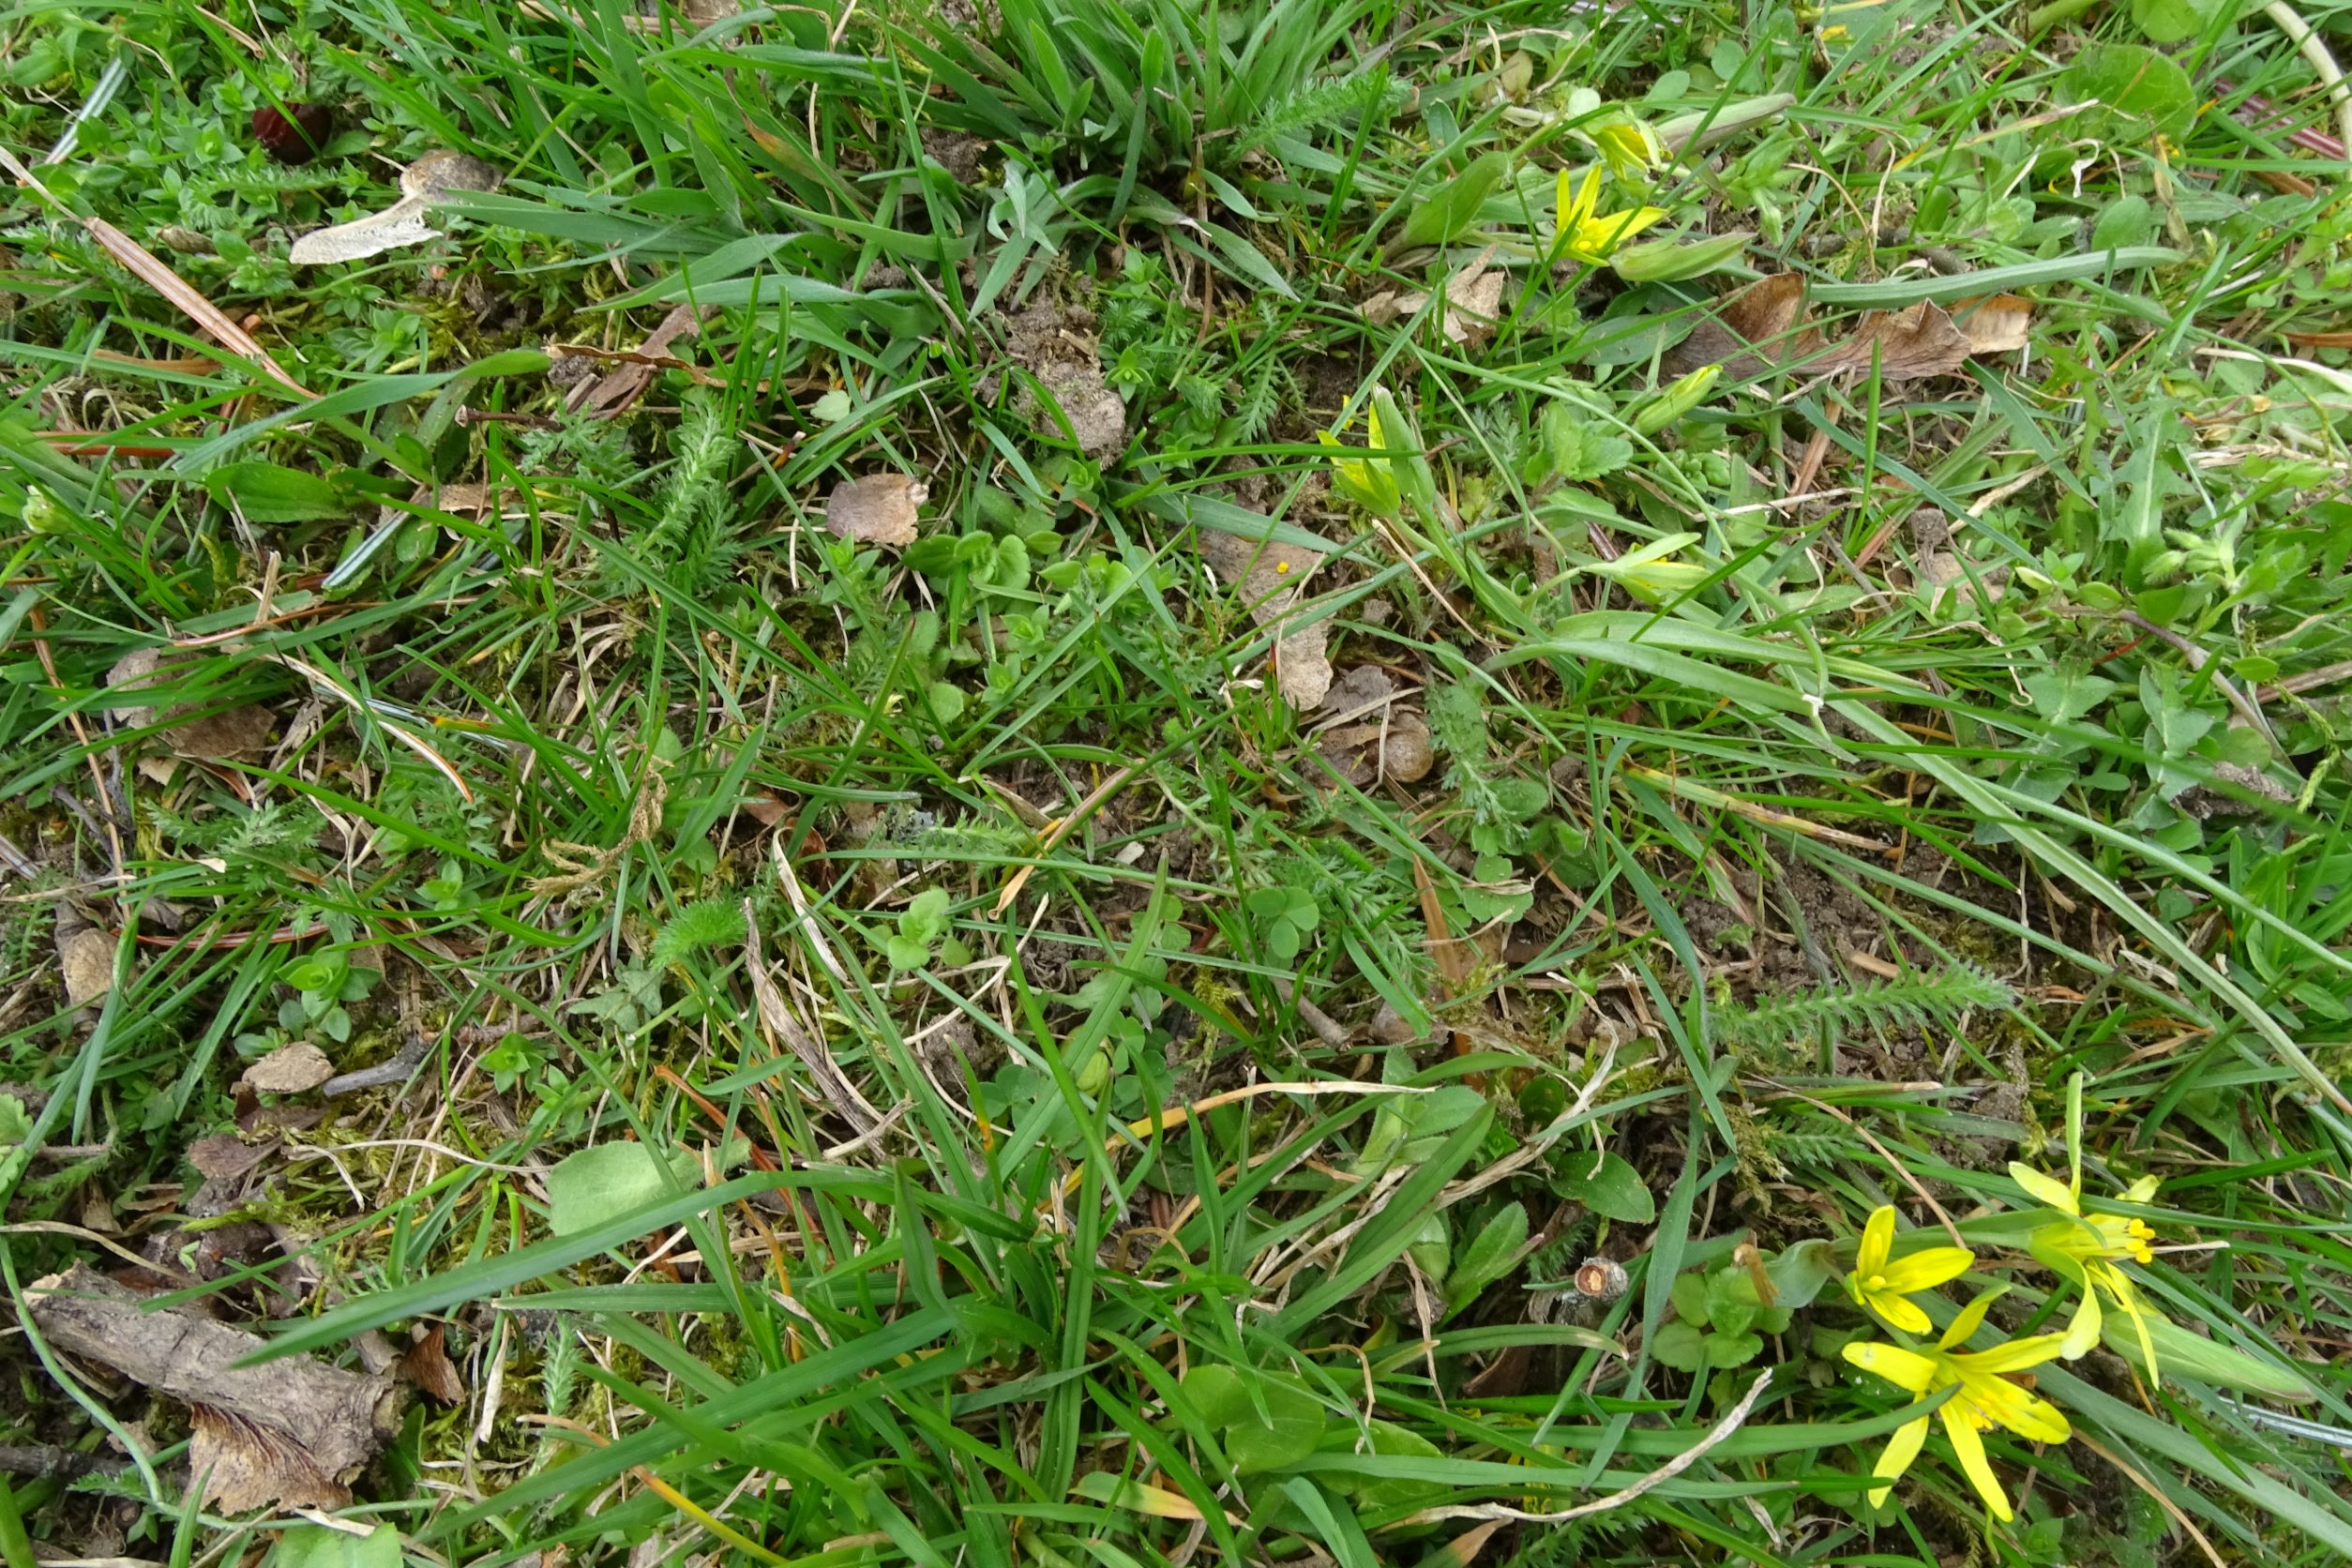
xmin=204 ymin=461 xmax=354 ymax=522
xmin=1396 ymin=150 xmax=1508 ymax=249
xmin=1670 ymin=1270 xmax=1711 ymax=1328
xmin=1315 ymin=1419 xmax=1445 ymax=1510
xmin=548 ymin=1142 xmax=696 ymax=1236
xmin=2061 ymin=43 xmax=2194 ymax=142
xmin=1765 ymin=1238 xmax=1841 ymax=1308
xmin=1181 ymin=1364 xmax=1323 ymax=1475
xmin=2131 ymin=0 xmax=2211 ymax=42
xmin=1448 ymin=1202 xmax=1529 ymax=1307
xmin=273 ymin=1525 xmax=403 ymax=1568
xmin=2105 ymin=1314 xmax=2317 ymax=1399
xmin=1650 ymin=1319 xmax=1707 ymax=1372
xmin=1550 ymin=1148 xmax=1656 ymax=1223
xmin=1704 ymin=1271 xmax=1760 ymax=1339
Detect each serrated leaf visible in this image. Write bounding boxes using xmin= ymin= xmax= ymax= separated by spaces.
xmin=1703 ymin=1329 xmax=1763 ymax=1366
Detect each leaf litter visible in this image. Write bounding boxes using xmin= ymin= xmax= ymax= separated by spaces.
xmin=28 ymin=1264 xmax=397 ymax=1513
xmin=1667 ymin=271 xmax=2034 ymax=381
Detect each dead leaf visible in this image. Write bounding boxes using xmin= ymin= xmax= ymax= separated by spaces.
xmin=1319 ymin=665 xmax=1396 ymax=716
xmin=1952 ymin=294 xmax=2031 ymax=354
xmin=825 ymin=474 xmax=927 ymax=548
xmin=401 ymin=1324 xmax=465 ymax=1404
xmin=1005 ymin=303 xmax=1126 ymax=457
xmin=1367 ymin=249 xmax=1509 ymax=348
xmin=240 ymin=1041 xmax=334 ymax=1095
xmin=400 ymin=151 xmax=504 ymax=201
xmin=1318 ymin=713 xmax=1435 ymax=784
xmin=1804 ymin=300 xmax=1972 ymax=381
xmin=28 ymin=1264 xmax=396 ymax=1514
xmin=186 ymin=1135 xmax=275 ymax=1183
xmin=58 ymin=926 xmax=113 ymax=1007
xmin=291 ymin=150 xmax=503 ymax=266
xmin=567 ymin=304 xmax=709 ymax=415
xmin=1431 ymin=1520 xmax=1510 ymax=1568
xmin=1666 ymin=272 xmax=1807 ymax=379
xmin=1199 ymin=530 xmax=1334 ymax=708
xmin=107 ymin=648 xmax=274 ymax=759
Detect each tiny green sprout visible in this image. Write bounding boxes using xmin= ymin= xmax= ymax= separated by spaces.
xmin=884 ymin=887 xmax=972 ymax=973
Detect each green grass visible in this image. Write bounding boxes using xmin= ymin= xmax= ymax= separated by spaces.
xmin=6 ymin=0 xmax=2352 ymax=1563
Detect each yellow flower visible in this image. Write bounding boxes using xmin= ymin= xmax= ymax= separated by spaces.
xmin=1590 ymin=121 xmax=1664 ymax=182
xmin=1844 ymin=1204 xmax=1973 ymax=1334
xmin=1552 ymin=166 xmax=1668 ymax=264
xmin=1318 ymin=400 xmax=1401 ymax=520
xmin=2011 ymin=1160 xmax=2163 ymax=1376
xmin=1843 ymin=1292 xmax=2072 ymax=1522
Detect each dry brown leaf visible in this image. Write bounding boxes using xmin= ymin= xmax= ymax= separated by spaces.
xmin=191 ymin=1407 xmax=352 ymax=1513
xmin=240 ymin=1041 xmax=334 ymax=1095
xmin=107 ymin=647 xmax=274 ymax=759
xmin=401 ymin=1324 xmax=465 ymax=1404
xmin=1367 ymin=250 xmax=1510 ymax=349
xmin=1952 ymin=294 xmax=2031 ymax=354
xmin=186 ymin=1135 xmax=275 ymax=1183
xmin=1318 ymin=714 xmax=1435 ymax=784
xmin=825 ymin=474 xmax=927 ymax=548
xmin=58 ymin=927 xmax=113 ymax=1007
xmin=1666 ymin=272 xmax=1807 ymax=379
xmin=567 ymin=303 xmax=709 ymax=415
xmin=1006 ymin=303 xmax=1126 ymax=457
xmin=1804 ymin=300 xmax=1973 ymax=381
xmin=29 ymin=1264 xmax=396 ymax=1514
xmin=1318 ymin=665 xmax=1396 ymax=716
xmin=291 ymin=150 xmax=503 ymax=266
xmin=1199 ymin=530 xmax=1333 ymax=708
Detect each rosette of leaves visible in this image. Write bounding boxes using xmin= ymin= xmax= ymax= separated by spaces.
xmin=1652 ymin=1265 xmax=1790 ymax=1393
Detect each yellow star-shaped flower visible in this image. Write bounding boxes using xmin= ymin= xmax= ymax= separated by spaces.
xmin=1844 ymin=1204 xmax=1973 ymax=1334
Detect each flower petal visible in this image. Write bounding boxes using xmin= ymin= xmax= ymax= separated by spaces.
xmin=2123 ymin=1174 xmax=2162 ymax=1204
xmin=2059 ymin=1280 xmax=2103 ymax=1360
xmin=1845 ymin=1339 xmax=1938 ymax=1394
xmin=1868 ymin=1288 xmax=1932 ymax=1335
xmin=1937 ymin=1287 xmax=2005 ymax=1351
xmin=2009 ymin=1162 xmax=2078 ymax=1214
xmin=1882 ymin=1245 xmax=1975 ymax=1294
xmin=1858 ymin=1204 xmax=1895 ymax=1275
xmin=1962 ymin=1373 xmax=2073 ymax=1444
xmin=1863 ymin=1415 xmax=1931 ymax=1507
xmin=2104 ymin=1268 xmax=2164 ymax=1384
xmin=1961 ymin=1332 xmax=2069 ymax=1376
xmin=1939 ymin=1401 xmax=2013 ymax=1522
